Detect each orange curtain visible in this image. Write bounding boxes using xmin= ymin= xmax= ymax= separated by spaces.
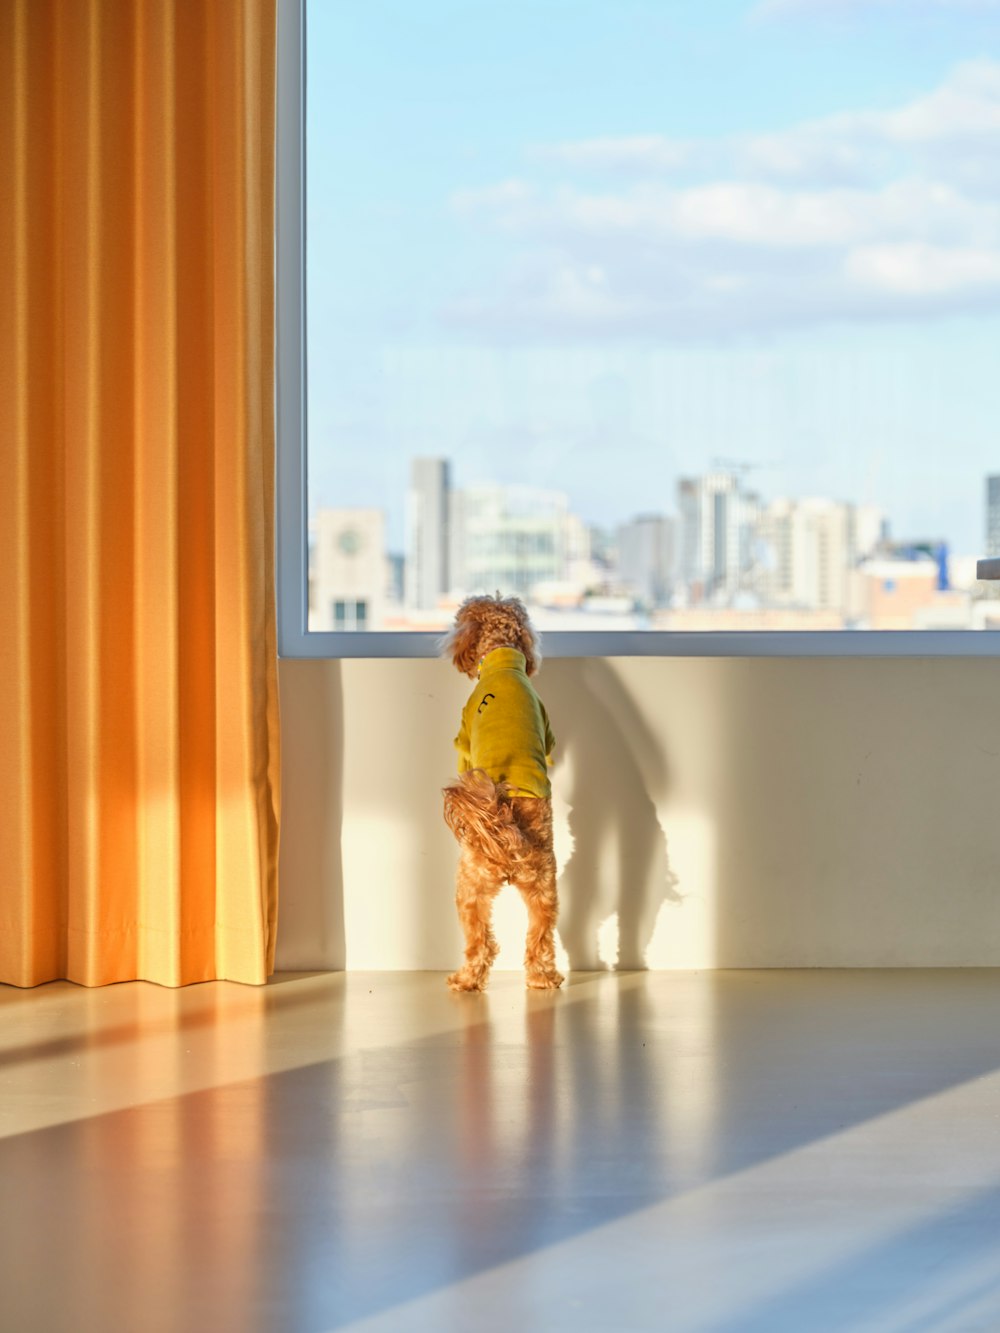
xmin=0 ymin=0 xmax=280 ymax=986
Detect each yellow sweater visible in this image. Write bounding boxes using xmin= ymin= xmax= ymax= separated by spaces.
xmin=454 ymin=647 xmax=555 ymax=798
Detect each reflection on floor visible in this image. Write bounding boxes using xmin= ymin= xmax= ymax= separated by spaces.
xmin=4 ymin=970 xmax=1000 ymax=1331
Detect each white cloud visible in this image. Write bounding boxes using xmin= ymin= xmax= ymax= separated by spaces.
xmin=526 ymin=62 xmax=1000 ymax=187
xmin=845 ymin=241 xmax=1000 ymax=293
xmin=454 ymin=177 xmax=999 ymax=249
xmin=875 ymin=59 xmax=1000 ymax=141
xmin=446 ymin=61 xmax=1000 ymax=338
xmin=674 ymin=178 xmax=997 ymax=246
xmin=740 ymin=129 xmax=878 ymax=183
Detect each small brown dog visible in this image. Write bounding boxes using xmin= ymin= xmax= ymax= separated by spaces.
xmin=441 ymin=594 xmax=563 ymax=992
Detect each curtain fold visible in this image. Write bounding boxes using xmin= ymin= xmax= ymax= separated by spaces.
xmin=0 ymin=0 xmax=280 ymax=986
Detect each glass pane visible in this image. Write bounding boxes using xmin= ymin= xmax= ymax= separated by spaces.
xmin=306 ymin=1 xmax=1000 ymax=632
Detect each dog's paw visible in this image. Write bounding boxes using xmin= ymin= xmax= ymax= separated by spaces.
xmin=526 ymin=968 xmax=564 ymax=990
xmin=447 ymin=969 xmax=486 ymax=993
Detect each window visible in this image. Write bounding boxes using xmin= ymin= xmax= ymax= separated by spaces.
xmin=331 ymin=600 xmax=367 ymax=631
xmin=276 ymin=0 xmax=1000 ymax=657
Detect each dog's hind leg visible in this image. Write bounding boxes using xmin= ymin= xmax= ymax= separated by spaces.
xmin=516 ymin=860 xmax=564 ymax=990
xmin=509 ymin=797 xmax=563 ymax=990
xmin=447 ymin=849 xmax=503 ymax=992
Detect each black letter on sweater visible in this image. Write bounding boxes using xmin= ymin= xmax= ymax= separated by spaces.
xmin=477 ymin=692 xmax=496 ymax=715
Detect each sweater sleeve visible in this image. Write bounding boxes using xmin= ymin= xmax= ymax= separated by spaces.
xmin=542 ymin=704 xmax=555 ymax=765
xmin=454 ymin=706 xmax=472 ymax=774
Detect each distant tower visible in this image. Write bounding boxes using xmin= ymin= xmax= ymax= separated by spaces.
xmin=677 ymin=472 xmax=759 ymax=602
xmin=617 ymin=515 xmax=675 ymax=608
xmin=405 ymin=458 xmax=450 ymax=610
xmin=987 ymin=476 xmax=1000 ymax=557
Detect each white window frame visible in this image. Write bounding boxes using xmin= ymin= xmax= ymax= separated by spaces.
xmin=275 ymin=0 xmax=1000 ymax=661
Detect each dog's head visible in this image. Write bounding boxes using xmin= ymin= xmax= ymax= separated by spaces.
xmin=441 ymin=594 xmax=542 ymax=679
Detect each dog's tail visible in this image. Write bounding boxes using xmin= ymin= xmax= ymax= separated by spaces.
xmin=442 ymin=770 xmax=528 ymax=868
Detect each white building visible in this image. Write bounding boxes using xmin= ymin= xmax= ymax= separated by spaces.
xmin=449 ymin=483 xmax=571 ymax=600
xmin=617 ymin=514 xmax=675 ymax=609
xmin=756 ymin=498 xmax=884 ymax=614
xmin=677 ymin=473 xmax=760 ymax=603
xmin=311 ymin=508 xmax=388 ymax=631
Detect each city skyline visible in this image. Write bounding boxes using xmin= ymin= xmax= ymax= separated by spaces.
xmin=310 ymin=449 xmax=984 ymax=565
xmin=306 ymin=1 xmax=1000 ymax=555
xmin=309 ymin=456 xmax=998 ymax=634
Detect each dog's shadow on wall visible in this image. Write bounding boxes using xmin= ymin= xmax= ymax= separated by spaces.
xmin=543 ymin=659 xmax=680 ymax=971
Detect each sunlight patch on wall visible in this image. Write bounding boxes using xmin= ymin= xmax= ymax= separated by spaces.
xmin=552 ymin=788 xmax=574 ymax=870
xmin=597 ymin=912 xmax=621 ymax=969
xmin=491 ymin=889 xmax=573 ymax=974
xmin=343 ymin=813 xmax=425 ymax=969
xmin=644 ymin=807 xmax=717 ymax=969
xmin=491 ymin=887 xmax=529 ymax=969
xmin=551 ymin=789 xmax=573 ymax=975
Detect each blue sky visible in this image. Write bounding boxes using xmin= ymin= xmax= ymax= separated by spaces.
xmin=306 ymin=0 xmax=1000 ymax=553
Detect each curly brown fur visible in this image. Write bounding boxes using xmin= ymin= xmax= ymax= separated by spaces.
xmin=441 ymin=594 xmax=560 ymax=991
xmin=443 ymin=771 xmax=525 ymax=875
xmin=440 ymin=594 xmax=542 ymax=679
xmin=443 ymin=772 xmax=562 ymax=993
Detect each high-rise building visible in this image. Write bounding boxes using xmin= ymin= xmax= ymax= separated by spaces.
xmin=449 ymin=483 xmax=569 ymax=599
xmin=677 ymin=472 xmax=760 ymax=603
xmin=756 ymin=498 xmax=884 ymax=613
xmin=986 ymin=476 xmax=1000 ymax=557
xmin=617 ymin=514 xmax=675 ymax=608
xmin=405 ymin=458 xmax=450 ymax=611
xmin=311 ymin=508 xmax=388 ymax=631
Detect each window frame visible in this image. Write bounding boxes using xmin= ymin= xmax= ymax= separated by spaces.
xmin=275 ymin=0 xmax=1000 ymax=661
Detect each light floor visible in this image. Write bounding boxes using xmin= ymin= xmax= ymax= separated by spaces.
xmin=4 ymin=970 xmax=1000 ymax=1332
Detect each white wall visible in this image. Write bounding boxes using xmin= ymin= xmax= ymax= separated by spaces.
xmin=276 ymin=656 xmax=1000 ymax=971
